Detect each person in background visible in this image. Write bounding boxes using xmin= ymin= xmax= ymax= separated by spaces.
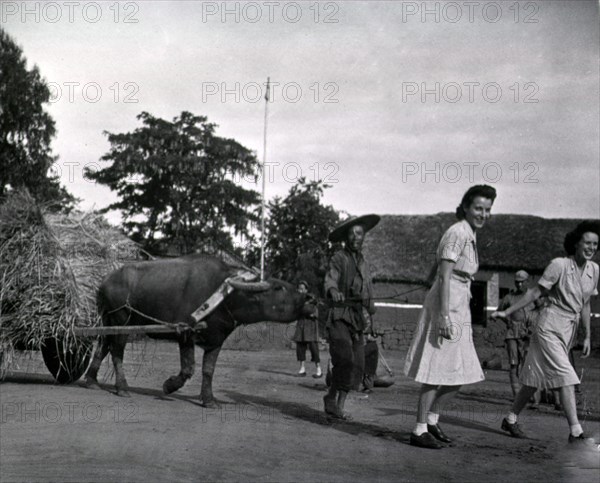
xmin=493 ymin=221 xmax=599 ymax=446
xmin=497 ymin=270 xmax=537 ymax=399
xmin=292 ymin=280 xmax=322 ymax=378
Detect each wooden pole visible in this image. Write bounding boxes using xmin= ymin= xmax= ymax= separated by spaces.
xmin=73 ymin=325 xmax=180 ymax=336
xmin=260 ymin=77 xmax=270 ymax=281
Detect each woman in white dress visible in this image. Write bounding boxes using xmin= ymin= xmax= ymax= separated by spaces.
xmin=493 ymin=221 xmax=599 ymax=445
xmin=404 ymin=185 xmax=497 ymax=449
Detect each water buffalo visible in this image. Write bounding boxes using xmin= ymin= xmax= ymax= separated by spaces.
xmin=84 ymin=254 xmax=316 ymax=406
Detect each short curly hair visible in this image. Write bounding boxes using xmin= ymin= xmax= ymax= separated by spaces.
xmin=563 ymin=220 xmax=600 ymax=256
xmin=455 ymin=185 xmax=497 ymax=220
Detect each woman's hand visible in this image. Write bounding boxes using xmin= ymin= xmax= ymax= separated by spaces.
xmin=438 ymin=316 xmax=454 ymax=341
xmin=491 ymin=310 xmax=507 ymax=319
xmin=582 ymin=337 xmax=591 ymax=358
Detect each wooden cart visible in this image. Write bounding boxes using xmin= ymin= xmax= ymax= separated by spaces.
xmin=3 ymin=271 xmax=253 ymax=384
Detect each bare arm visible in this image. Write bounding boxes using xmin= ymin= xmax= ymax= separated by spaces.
xmin=437 ymin=259 xmax=455 ymax=340
xmin=438 ymin=259 xmax=454 ymax=319
xmin=492 ymin=286 xmax=545 ymax=319
xmin=425 ymin=260 xmax=438 ymax=288
xmin=581 ymin=300 xmax=591 ymax=358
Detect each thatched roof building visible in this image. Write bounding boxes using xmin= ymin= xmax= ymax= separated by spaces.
xmin=364 ymin=213 xmax=598 ymax=284
xmin=361 ymin=213 xmax=599 ymax=351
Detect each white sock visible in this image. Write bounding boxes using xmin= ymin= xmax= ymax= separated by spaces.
xmin=507 ymin=412 xmax=518 ymax=424
xmin=427 ymin=412 xmax=439 ymax=425
xmin=570 ymin=424 xmax=583 ymax=437
xmin=413 ymin=423 xmax=428 ymax=436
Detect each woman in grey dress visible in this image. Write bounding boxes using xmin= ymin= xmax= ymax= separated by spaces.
xmin=493 ymin=221 xmax=599 ymax=446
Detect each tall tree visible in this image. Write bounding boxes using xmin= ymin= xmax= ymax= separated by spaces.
xmin=260 ymin=178 xmax=340 ymax=292
xmin=0 ymin=28 xmax=75 ymax=209
xmin=86 ymin=111 xmax=261 ymax=254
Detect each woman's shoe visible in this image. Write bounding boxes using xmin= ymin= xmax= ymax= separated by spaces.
xmin=501 ymin=418 xmax=527 ymax=438
xmin=568 ymin=433 xmax=596 ymax=446
xmin=427 ymin=424 xmax=452 ymax=443
xmin=410 ymin=432 xmax=443 ymax=449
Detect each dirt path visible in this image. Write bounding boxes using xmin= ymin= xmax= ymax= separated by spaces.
xmin=1 ymin=342 xmax=599 ymax=482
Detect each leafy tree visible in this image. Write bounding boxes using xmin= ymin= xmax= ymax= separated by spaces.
xmin=259 ymin=178 xmax=340 ymax=293
xmin=0 ymin=28 xmax=75 ymax=210
xmin=86 ymin=111 xmax=261 ymax=254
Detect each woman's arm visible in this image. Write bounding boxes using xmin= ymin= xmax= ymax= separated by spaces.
xmin=425 ymin=260 xmax=438 ymax=289
xmin=581 ymin=300 xmax=591 ymax=358
xmin=492 ymin=286 xmax=545 ymax=319
xmin=438 ymin=259 xmax=455 ymax=339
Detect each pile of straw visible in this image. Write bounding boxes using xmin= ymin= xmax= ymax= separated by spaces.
xmin=0 ymin=191 xmax=141 ymax=377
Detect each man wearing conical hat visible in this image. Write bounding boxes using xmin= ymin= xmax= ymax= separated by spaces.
xmin=323 ymin=214 xmax=380 ymax=420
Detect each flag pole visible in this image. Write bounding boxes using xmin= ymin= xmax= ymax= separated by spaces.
xmin=260 ymin=77 xmax=270 ymax=281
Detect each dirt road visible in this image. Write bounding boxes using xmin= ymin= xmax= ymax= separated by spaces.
xmin=1 ymin=342 xmax=599 ymax=482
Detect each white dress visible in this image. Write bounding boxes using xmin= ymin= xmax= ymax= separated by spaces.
xmin=404 ymin=220 xmax=485 ymax=386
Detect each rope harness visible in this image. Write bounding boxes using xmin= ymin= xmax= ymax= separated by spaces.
xmin=103 ymin=271 xmax=256 ymax=334
xmin=102 ymin=275 xmax=427 ymax=335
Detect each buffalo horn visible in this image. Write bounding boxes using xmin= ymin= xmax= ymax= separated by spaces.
xmin=228 ymin=279 xmax=272 ymax=292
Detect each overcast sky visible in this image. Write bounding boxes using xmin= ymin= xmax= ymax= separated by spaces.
xmin=4 ymin=0 xmax=599 ymax=221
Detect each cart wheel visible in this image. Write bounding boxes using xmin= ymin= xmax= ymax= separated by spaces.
xmin=41 ymin=337 xmax=92 ymax=384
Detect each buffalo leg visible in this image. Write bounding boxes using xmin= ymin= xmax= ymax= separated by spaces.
xmin=110 ymin=335 xmax=130 ymax=397
xmin=199 ymin=346 xmax=222 ymax=408
xmin=84 ymin=337 xmax=110 ymax=389
xmin=163 ymin=335 xmax=195 ymax=395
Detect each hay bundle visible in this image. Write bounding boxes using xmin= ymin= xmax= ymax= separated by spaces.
xmin=0 ymin=190 xmax=142 ymax=378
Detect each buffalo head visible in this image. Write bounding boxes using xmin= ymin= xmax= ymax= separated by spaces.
xmin=226 ymin=277 xmax=317 ymax=324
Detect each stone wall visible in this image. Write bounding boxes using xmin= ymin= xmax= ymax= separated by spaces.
xmin=371 ymin=305 xmax=600 ymax=359
xmin=219 ymin=302 xmax=600 ymax=357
